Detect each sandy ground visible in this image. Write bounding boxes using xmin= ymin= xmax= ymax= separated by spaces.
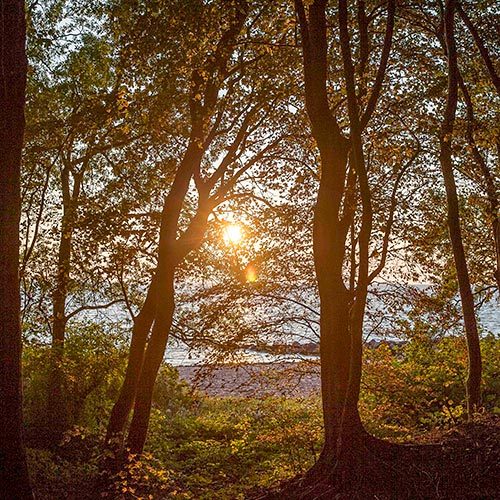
xmin=177 ymin=362 xmax=321 ymax=398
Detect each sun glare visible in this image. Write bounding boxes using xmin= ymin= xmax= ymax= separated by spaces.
xmin=223 ymin=223 xmax=243 ymax=245
xmin=245 ymin=264 xmax=257 ymax=283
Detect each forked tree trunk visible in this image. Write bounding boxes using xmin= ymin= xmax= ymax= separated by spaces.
xmin=295 ymin=0 xmax=394 ymax=469
xmin=0 ymin=0 xmax=33 ymax=496
xmin=104 ymin=142 xmax=202 ymax=455
xmin=126 ymin=267 xmax=176 ymax=454
xmin=104 ymin=2 xmax=248 ymax=456
xmin=105 ymin=276 xmax=158 ymax=445
xmin=313 ymin=150 xmax=366 ymax=462
xmin=439 ymin=0 xmax=482 ymax=416
xmin=294 ymin=0 xmax=368 ymax=467
xmin=125 ymin=203 xmax=213 ymax=455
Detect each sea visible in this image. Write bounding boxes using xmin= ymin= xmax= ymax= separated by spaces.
xmin=164 ymin=288 xmax=499 ymax=366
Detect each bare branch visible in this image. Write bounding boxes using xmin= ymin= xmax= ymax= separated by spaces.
xmin=457 ymin=2 xmax=500 ymax=94
xmin=368 ymin=145 xmax=421 ymax=283
xmin=66 ymin=299 xmax=125 ymax=321
xmin=360 ymin=0 xmax=396 ymax=131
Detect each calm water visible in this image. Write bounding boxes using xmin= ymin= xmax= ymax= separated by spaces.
xmin=165 ymin=292 xmax=499 ymax=366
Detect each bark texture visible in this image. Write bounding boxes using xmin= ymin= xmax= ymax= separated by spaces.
xmin=0 ymin=0 xmax=33 ymax=497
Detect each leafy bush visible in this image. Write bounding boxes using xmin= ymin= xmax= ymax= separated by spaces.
xmin=28 ymin=447 xmax=98 ymax=499
xmin=23 ymin=321 xmax=126 ymax=441
xmin=152 ymin=364 xmax=199 ymax=416
xmin=104 ymin=452 xmax=180 ymax=499
xmin=361 ymin=334 xmax=500 ymax=439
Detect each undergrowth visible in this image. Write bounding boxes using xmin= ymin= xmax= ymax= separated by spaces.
xmin=25 ymin=335 xmax=499 ymax=499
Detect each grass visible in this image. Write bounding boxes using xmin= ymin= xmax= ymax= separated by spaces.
xmin=25 ymin=335 xmax=499 ymax=498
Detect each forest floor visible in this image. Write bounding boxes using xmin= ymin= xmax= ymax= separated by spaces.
xmin=179 ymin=363 xmax=500 ymax=499
xmin=27 ymin=345 xmax=499 ymax=499
xmin=256 ymin=414 xmax=500 ymax=500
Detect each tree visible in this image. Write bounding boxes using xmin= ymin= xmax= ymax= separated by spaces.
xmin=293 ymin=0 xmax=397 ymax=470
xmin=22 ymin=1 xmax=158 ymax=442
xmin=0 ymin=0 xmax=34 ymax=496
xmin=105 ymin=0 xmax=290 ymax=457
xmin=389 ymin=2 xmax=497 ymax=420
xmin=438 ymin=0 xmax=482 ymax=416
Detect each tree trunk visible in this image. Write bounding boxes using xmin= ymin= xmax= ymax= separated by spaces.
xmin=105 ymin=275 xmax=158 ymax=446
xmin=440 ymin=145 xmax=483 ymax=415
xmin=318 ymin=285 xmax=364 ymax=456
xmin=46 ymin=167 xmax=79 ymax=442
xmin=313 ymin=148 xmax=368 ymax=467
xmin=104 ymin=142 xmax=201 ymax=457
xmin=126 ymin=267 xmax=176 ymax=455
xmin=294 ymin=0 xmax=370 ymax=468
xmin=0 ymin=0 xmax=33 ymax=496
xmin=456 ymin=2 xmax=500 ymax=95
xmin=124 ymin=197 xmax=214 ymax=455
xmin=295 ymin=0 xmax=396 ymax=471
xmin=440 ymin=0 xmax=482 ymax=416
xmin=103 ymin=1 xmax=247 ymax=459
xmin=457 ymin=74 xmax=500 ymax=291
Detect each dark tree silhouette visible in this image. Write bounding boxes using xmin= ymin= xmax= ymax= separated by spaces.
xmin=105 ymin=0 xmax=286 ymax=457
xmin=438 ymin=0 xmax=482 ymax=416
xmin=294 ymin=0 xmax=395 ymax=471
xmin=0 ymin=0 xmax=33 ymax=497
xmin=105 ymin=5 xmax=249 ymax=454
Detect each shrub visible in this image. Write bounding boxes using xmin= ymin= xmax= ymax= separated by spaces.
xmin=23 ymin=321 xmax=126 ymax=441
xmin=361 ymin=335 xmax=499 ymax=439
xmin=152 ymin=364 xmax=199 ymax=416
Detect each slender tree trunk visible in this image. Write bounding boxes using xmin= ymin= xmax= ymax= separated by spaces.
xmin=46 ymin=168 xmax=77 ymax=441
xmin=440 ymin=145 xmax=483 ymax=415
xmin=440 ymin=0 xmax=482 ymax=416
xmin=337 ymin=0 xmax=376 ymax=456
xmin=125 ymin=194 xmax=215 ymax=454
xmin=104 ymin=143 xmax=201 ymax=456
xmin=456 ymin=2 xmax=500 ymax=95
xmin=457 ymin=74 xmax=500 ymax=291
xmin=491 ymin=208 xmax=500 ymax=291
xmin=0 ymin=0 xmax=33 ymax=496
xmin=124 ymin=197 xmax=214 ymax=454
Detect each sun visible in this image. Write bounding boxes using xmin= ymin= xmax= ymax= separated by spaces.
xmin=223 ymin=223 xmax=243 ymax=245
